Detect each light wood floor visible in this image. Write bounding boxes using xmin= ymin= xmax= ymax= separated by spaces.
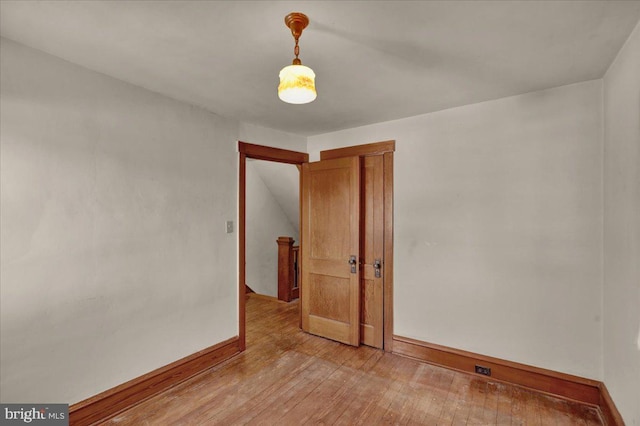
xmin=106 ymin=294 xmax=603 ymax=425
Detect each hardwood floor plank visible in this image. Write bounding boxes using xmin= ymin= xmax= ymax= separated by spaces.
xmin=403 ymin=364 xmax=439 ymax=425
xmin=424 ymin=367 xmax=455 ymax=420
xmin=481 ymin=382 xmax=500 ymax=424
xmin=523 ymin=387 xmax=542 ymax=426
xmin=245 ymin=359 xmax=339 ymax=424
xmin=276 ymin=346 xmax=368 ymax=424
xmin=308 ymin=349 xmax=381 ymax=424
xmin=380 ymin=357 xmax=430 ymax=424
xmin=494 ymin=381 xmax=513 ymax=425
xmin=104 ymin=294 xmax=604 ymax=425
xmin=356 ymin=354 xmax=412 ymax=424
xmin=331 ymin=353 xmax=389 ymax=425
xmin=466 ymin=379 xmax=489 ymax=424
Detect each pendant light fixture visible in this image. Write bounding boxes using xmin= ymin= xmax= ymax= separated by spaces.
xmin=278 ymin=12 xmax=316 ymax=104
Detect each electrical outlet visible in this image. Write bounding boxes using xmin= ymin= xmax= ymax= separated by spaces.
xmin=475 ymin=365 xmax=491 ymax=376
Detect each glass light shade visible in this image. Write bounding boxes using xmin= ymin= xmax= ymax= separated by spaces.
xmin=278 ymin=64 xmax=317 ymax=104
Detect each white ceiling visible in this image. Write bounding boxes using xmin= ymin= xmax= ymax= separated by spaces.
xmin=1 ymin=1 xmax=639 ymax=136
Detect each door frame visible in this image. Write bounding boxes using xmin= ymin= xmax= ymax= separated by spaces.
xmin=238 ymin=141 xmax=309 ymax=351
xmin=320 ymin=140 xmax=395 ymax=351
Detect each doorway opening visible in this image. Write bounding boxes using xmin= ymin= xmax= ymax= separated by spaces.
xmin=245 ymin=158 xmax=300 ymax=300
xmin=238 ymin=142 xmax=308 ymax=350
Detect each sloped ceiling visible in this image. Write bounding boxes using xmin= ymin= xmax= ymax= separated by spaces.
xmin=1 ymin=1 xmax=640 ymax=136
xmin=249 ymin=159 xmax=300 ymax=234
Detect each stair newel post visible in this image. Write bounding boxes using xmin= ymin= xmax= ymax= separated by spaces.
xmin=277 ymin=236 xmax=295 ymax=302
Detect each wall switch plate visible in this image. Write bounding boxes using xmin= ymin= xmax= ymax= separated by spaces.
xmin=226 ymin=221 xmax=234 ymax=233
xmin=475 ymin=365 xmax=491 ymax=376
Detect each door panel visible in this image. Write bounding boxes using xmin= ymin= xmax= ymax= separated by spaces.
xmin=309 ymin=168 xmax=351 ymax=259
xmin=301 ymin=156 xmax=360 ymax=346
xmin=361 ymin=155 xmax=384 ymax=348
xmin=308 ymin=274 xmax=350 ymax=322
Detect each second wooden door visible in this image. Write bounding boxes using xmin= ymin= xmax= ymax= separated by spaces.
xmin=360 ymin=155 xmax=384 ymax=348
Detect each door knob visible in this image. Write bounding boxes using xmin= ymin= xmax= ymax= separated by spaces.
xmin=349 ymin=255 xmax=357 ymax=274
xmin=373 ymin=259 xmax=382 ymax=278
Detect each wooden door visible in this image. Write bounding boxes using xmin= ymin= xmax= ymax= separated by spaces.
xmin=320 ymin=141 xmax=395 ymax=351
xmin=301 ymin=156 xmax=361 ymax=346
xmin=361 ymin=155 xmax=384 ymax=348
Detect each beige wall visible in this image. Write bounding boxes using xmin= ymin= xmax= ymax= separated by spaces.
xmin=603 ymin=21 xmax=640 ymax=425
xmin=0 ymin=38 xmax=304 ymax=405
xmin=308 ymin=80 xmax=604 ymax=379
